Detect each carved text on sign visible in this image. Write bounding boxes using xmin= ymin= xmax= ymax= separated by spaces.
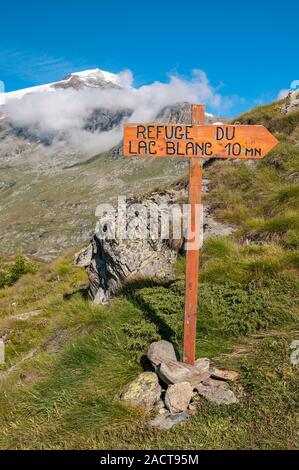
xmin=124 ymin=124 xmax=278 ymax=159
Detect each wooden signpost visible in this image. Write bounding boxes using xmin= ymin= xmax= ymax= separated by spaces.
xmin=123 ymin=104 xmax=278 ymax=365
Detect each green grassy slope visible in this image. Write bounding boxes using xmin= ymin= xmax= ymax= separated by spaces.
xmin=0 ymin=100 xmax=298 ymax=449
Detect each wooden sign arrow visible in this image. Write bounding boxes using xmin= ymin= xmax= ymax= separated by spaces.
xmin=123 ymin=123 xmax=278 ymax=159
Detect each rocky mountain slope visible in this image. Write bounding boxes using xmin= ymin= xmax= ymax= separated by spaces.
xmin=0 ymin=71 xmax=220 ymax=259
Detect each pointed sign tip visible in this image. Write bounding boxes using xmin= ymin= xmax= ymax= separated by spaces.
xmin=264 ymin=126 xmax=279 ymax=150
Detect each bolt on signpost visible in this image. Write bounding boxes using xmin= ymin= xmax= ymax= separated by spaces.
xmin=123 ymin=104 xmax=278 ymax=365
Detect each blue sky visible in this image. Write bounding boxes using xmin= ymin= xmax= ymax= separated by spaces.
xmin=0 ymin=0 xmax=298 ymax=117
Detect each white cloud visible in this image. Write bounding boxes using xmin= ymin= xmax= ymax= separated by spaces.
xmin=5 ymin=69 xmax=242 ymax=155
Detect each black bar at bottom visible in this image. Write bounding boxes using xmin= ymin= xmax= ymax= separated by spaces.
xmin=0 ymin=450 xmax=298 ymax=466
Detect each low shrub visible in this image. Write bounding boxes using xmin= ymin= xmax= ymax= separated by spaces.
xmin=0 ymin=255 xmax=36 ymax=288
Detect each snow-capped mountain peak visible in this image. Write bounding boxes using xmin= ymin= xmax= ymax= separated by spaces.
xmin=4 ymin=68 xmax=122 ymax=101
xmin=59 ymin=68 xmax=122 ymax=89
xmin=67 ymin=68 xmax=120 ymax=85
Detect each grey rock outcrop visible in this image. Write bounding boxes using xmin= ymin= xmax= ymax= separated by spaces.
xmin=75 ymin=174 xmax=236 ymax=303
xmin=75 ymin=189 xmax=185 ymax=304
xmin=280 ymin=89 xmax=299 ymax=114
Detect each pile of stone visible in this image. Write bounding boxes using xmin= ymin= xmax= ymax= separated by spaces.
xmin=117 ymin=340 xmax=240 ymax=430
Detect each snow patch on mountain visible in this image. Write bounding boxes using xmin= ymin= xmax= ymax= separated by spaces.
xmin=5 ymin=82 xmax=55 ymax=100
xmin=69 ymin=69 xmax=121 ymax=85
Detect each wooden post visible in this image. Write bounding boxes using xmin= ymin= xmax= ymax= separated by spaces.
xmin=183 ymin=104 xmax=205 ymax=365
